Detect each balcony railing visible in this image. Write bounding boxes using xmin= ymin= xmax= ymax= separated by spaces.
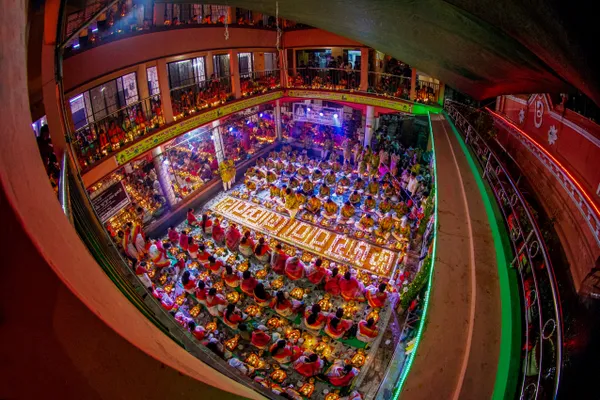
xmin=367 ymin=71 xmax=411 ymax=100
xmin=240 ymin=69 xmax=281 ymax=97
xmin=71 ymin=94 xmax=165 ymax=170
xmin=445 ymin=100 xmax=563 ymax=400
xmin=170 ymin=76 xmax=233 ymax=120
xmin=286 ymin=67 xmax=361 ymax=91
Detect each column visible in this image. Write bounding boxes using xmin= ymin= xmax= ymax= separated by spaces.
xmin=364 ymin=105 xmax=375 ymax=147
xmin=136 ymin=63 xmax=149 ymax=99
xmin=360 ymin=47 xmax=369 ymax=92
xmin=156 ymin=58 xmax=174 ymax=123
xmin=292 ymin=49 xmax=297 ymax=75
xmin=227 ymin=6 xmax=235 ymax=24
xmin=212 ymin=120 xmax=225 ymax=164
xmin=437 ymin=82 xmax=445 ymax=106
xmin=152 ymin=146 xmax=177 ymax=208
xmin=153 ymin=3 xmax=165 ymax=25
xmin=279 ymin=49 xmax=287 ymax=88
xmin=275 ymin=99 xmax=283 ymax=140
xmin=229 ymin=49 xmax=241 ymax=99
xmin=206 ymin=51 xmax=214 ymax=78
xmin=41 ymin=0 xmax=67 ymax=159
xmin=409 ymin=68 xmax=417 ymax=101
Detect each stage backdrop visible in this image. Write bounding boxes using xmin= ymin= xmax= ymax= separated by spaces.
xmin=293 ymin=103 xmax=343 ymax=127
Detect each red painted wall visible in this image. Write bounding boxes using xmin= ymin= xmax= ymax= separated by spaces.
xmin=62 ymin=27 xmax=277 ymax=92
xmin=283 ymin=28 xmax=364 ymax=48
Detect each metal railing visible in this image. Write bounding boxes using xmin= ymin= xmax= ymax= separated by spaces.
xmin=367 ymin=71 xmax=411 ymax=100
xmin=286 ymin=67 xmax=361 ymax=91
xmin=445 ymin=100 xmax=563 ymax=400
xmin=170 ymin=76 xmax=233 ymax=120
xmin=72 ymin=94 xmax=165 ymax=170
xmin=240 ymin=69 xmax=281 ymax=96
xmin=59 ymin=149 xmax=279 ymax=400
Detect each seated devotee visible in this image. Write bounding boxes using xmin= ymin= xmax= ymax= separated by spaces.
xmin=367 ymin=179 xmax=379 ymax=196
xmin=340 ymin=271 xmax=365 ymax=302
xmin=135 ymin=261 xmax=153 ymax=289
xmin=353 ymin=177 xmax=365 ymax=191
xmin=392 ymin=217 xmax=411 ymax=242
xmin=304 ymin=304 xmax=327 ymax=332
xmin=270 ymin=339 xmax=301 ymax=364
xmin=222 ymin=303 xmax=247 ymax=330
xmin=118 ymin=230 xmax=139 ymax=261
xmin=188 ymin=321 xmax=207 ymax=341
xmin=349 ymin=190 xmax=361 ymax=205
xmin=238 ymin=322 xmax=251 ymax=341
xmin=318 ymin=182 xmax=331 ymax=200
xmin=254 ymin=237 xmax=272 ymax=264
xmin=222 ymin=264 xmax=241 ymax=288
xmin=285 ymin=162 xmax=295 ymax=175
xmin=325 ymin=267 xmax=342 ymax=296
xmin=324 ymin=315 xmax=353 ymax=340
xmin=293 ymin=353 xmax=324 ymax=378
xmin=326 ymin=361 xmax=360 ymax=387
xmin=312 ymin=168 xmax=323 ymax=181
xmin=298 ymin=164 xmax=310 ymax=178
xmin=374 ymin=213 xmax=394 ymax=238
xmin=325 ymin=170 xmax=337 ymax=186
xmin=241 ymin=270 xmax=258 ymax=296
xmin=356 ymin=318 xmax=379 ymax=343
xmin=239 ymin=237 xmax=254 ymax=258
xmin=168 ymin=226 xmax=179 ymax=245
xmin=206 ymin=288 xmax=228 ymax=316
xmin=365 ymin=283 xmax=388 ymax=308
xmin=187 ymin=208 xmax=199 ymax=227
xmin=197 ymin=244 xmax=211 ymax=263
xmin=149 ymin=240 xmax=170 ymax=268
xmin=331 ymin=160 xmax=342 ymax=172
xmin=284 ymin=256 xmax=305 ymax=281
xmin=266 ymin=157 xmax=275 ymax=169
xmin=253 ymin=282 xmax=272 ymax=307
xmin=302 ymin=179 xmax=314 ymax=195
xmin=356 ymin=213 xmax=375 ymax=231
xmin=178 ymin=230 xmax=189 ymax=252
xmin=256 ymin=157 xmax=266 ymax=168
xmin=228 ymin=357 xmax=254 ymax=376
xmin=289 ymin=175 xmax=300 ymax=189
xmin=323 ymin=198 xmax=339 ymax=220
xmin=188 ymin=237 xmax=199 ymax=259
xmin=295 ymin=190 xmax=306 ymax=207
xmin=266 ymin=169 xmax=277 ymax=183
xmin=212 ymin=218 xmax=225 ymax=244
xmin=181 ymin=270 xmax=197 ymax=294
xmin=271 ymin=291 xmax=302 ymax=317
xmin=378 ymin=196 xmax=393 ymax=216
xmin=195 ymin=280 xmax=208 ymax=305
xmin=244 ymin=176 xmax=257 ymax=192
xmin=360 ymin=194 xmax=375 ymax=212
xmin=200 ymin=214 xmax=213 ymax=235
xmin=304 ymin=195 xmax=322 ymax=214
xmin=306 ymin=258 xmax=328 ymax=285
xmin=395 ymin=201 xmax=409 ymax=217
xmin=205 ymin=255 xmax=224 ymax=275
xmin=269 ymin=183 xmax=280 ymax=198
xmin=225 ymin=223 xmax=242 ymax=252
xmin=285 ymin=188 xmax=300 ymax=219
xmin=339 ymin=201 xmax=356 ymax=223
xmin=337 ymin=174 xmax=350 ymax=189
xmin=251 ymin=325 xmax=272 ymax=350
xmin=271 ymin=244 xmax=289 ymax=275
xmin=382 ymin=181 xmax=396 ymax=198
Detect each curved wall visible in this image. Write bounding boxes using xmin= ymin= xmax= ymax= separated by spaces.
xmin=62 ymin=26 xmax=277 ymax=92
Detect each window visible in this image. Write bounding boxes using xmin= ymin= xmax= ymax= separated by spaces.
xmin=238 ymin=52 xmax=253 ymax=77
xmin=147 ymin=66 xmax=160 ymax=96
xmin=213 ymin=54 xmax=231 ymax=78
xmin=167 ymin=57 xmax=206 ymax=89
xmin=264 ymin=52 xmax=278 ymax=71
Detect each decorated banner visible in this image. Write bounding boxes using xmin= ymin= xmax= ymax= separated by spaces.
xmin=293 ymin=103 xmax=343 ymax=127
xmin=115 ymin=91 xmax=283 ymax=165
xmin=286 ymin=89 xmax=414 ymax=114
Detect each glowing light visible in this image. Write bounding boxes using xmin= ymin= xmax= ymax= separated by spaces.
xmin=92 ymin=28 xmax=98 ymax=32
xmin=229 ymin=127 xmax=234 ymax=132
xmin=73 ymin=43 xmax=80 ymax=49
xmin=333 ymin=113 xmax=338 ymax=118
xmin=319 ymin=112 xmax=324 ymax=117
xmin=259 ymin=113 xmax=263 ymax=117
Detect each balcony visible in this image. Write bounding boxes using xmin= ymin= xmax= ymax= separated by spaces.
xmin=240 ymin=69 xmax=281 ymax=97
xmin=170 ymin=76 xmax=234 ymax=121
xmin=287 ymin=67 xmax=361 ymax=91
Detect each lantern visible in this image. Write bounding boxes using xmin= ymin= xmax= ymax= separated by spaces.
xmin=189 ymin=305 xmax=201 ymax=317
xmin=226 ymin=291 xmax=240 ymax=304
xmin=299 ymin=378 xmax=315 ymax=397
xmin=245 ymin=305 xmax=261 ymax=317
xmin=224 ymin=335 xmax=239 ymax=352
xmin=351 ymin=349 xmax=366 ymax=368
xmin=206 ymin=319 xmax=218 ymax=331
xmin=290 ymin=287 xmax=305 ymax=300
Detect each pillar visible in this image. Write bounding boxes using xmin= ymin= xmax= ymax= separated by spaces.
xmin=437 ymin=82 xmax=445 ymax=106
xmin=360 ymin=47 xmax=369 ymax=92
xmin=279 ymin=49 xmax=287 ymax=88
xmin=275 ymin=99 xmax=282 ymax=140
xmin=205 ymin=51 xmax=214 ymax=79
xmin=41 ymin=0 xmax=67 ymax=160
xmin=409 ymin=68 xmax=417 ymax=101
xmin=227 ymin=6 xmax=235 ymax=24
xmin=153 ymin=3 xmax=165 ymax=25
xmin=364 ymin=105 xmax=375 ymax=147
xmin=292 ymin=49 xmax=297 ymax=75
xmin=136 ymin=63 xmax=149 ymax=99
xmin=212 ymin=120 xmax=225 ymax=164
xmin=229 ymin=50 xmax=241 ymax=99
xmin=156 ymin=59 xmax=174 ymax=123
xmin=152 ymin=146 xmax=177 ymax=207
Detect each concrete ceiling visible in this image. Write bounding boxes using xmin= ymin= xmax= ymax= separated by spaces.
xmin=183 ymin=0 xmax=598 ymax=104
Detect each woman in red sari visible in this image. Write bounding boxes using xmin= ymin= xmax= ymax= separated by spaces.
xmin=222 ymin=303 xmax=247 ymax=330
xmin=270 ymin=291 xmax=301 ymax=318
xmin=365 ymin=283 xmax=388 ymax=308
xmin=181 ymin=270 xmax=197 ymax=294
xmin=250 ymin=325 xmax=272 ymax=350
xmin=324 ymin=267 xmax=342 ymax=296
xmin=284 ymin=256 xmax=305 ymax=281
xmin=293 ymin=353 xmax=324 ymax=378
xmin=326 ymin=361 xmax=360 ymax=387
xmin=205 ymin=288 xmax=227 ymax=316
xmin=324 ymin=315 xmax=353 ymax=340
xmin=205 ymin=255 xmax=224 ymax=275
xmin=356 ymin=318 xmax=379 ymax=343
xmin=168 ymin=226 xmax=179 ymax=245
xmin=254 ymin=237 xmax=271 ymax=264
xmin=200 ymin=213 xmax=213 ymax=235
xmin=303 ymin=304 xmax=327 ymax=332
xmin=239 ymin=233 xmax=255 ymax=258
xmin=197 ymin=244 xmax=211 ymax=263
xmin=240 ymin=270 xmax=258 ymax=296
xmin=253 ymin=282 xmax=272 ymax=307
xmin=179 ymin=231 xmax=189 ymax=251
xmin=187 ymin=208 xmax=199 ymax=227
xmin=222 ymin=264 xmax=241 ymax=288
xmin=212 ymin=218 xmax=225 ymax=244
xmin=270 ymin=339 xmax=301 ymax=365
xmin=225 ymin=223 xmax=242 ymax=252
xmin=306 ymin=258 xmax=327 ymax=285
xmin=187 ymin=236 xmax=199 ymax=259
xmin=339 ymin=271 xmax=365 ymax=301
xmin=270 ymin=244 xmax=289 ymax=275
xmin=195 ymin=280 xmax=208 ymax=305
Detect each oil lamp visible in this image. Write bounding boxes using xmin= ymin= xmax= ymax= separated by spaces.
xmin=301 ymin=253 xmax=313 ymax=263
xmin=351 ymin=349 xmax=366 ymax=368
xmin=226 ymin=291 xmax=240 ymax=304
xmin=299 ymin=378 xmax=315 ymax=397
xmin=176 ymin=252 xmax=187 ymax=261
xmin=256 ymin=268 xmax=268 ymax=279
xmin=189 ymin=305 xmax=201 ymax=317
xmin=325 ymin=391 xmax=340 ymax=400
xmin=269 ymin=365 xmax=287 ymax=383
xmin=226 ymin=254 xmax=237 ymax=264
xmin=366 ymin=308 xmax=381 ymax=323
xmin=245 ymin=305 xmax=261 ymax=317
xmin=267 ymin=317 xmax=284 ymax=329
xmin=189 ymin=261 xmax=200 ymax=270
xmin=285 ymin=329 xmax=301 ymax=341
xmin=224 ymin=335 xmax=239 ymax=351
xmin=176 ymin=294 xmax=187 ymax=305
xmin=318 ymin=294 xmax=333 ymax=311
xmin=290 ymin=287 xmax=305 ymax=300
xmin=213 ymin=281 xmax=224 ymax=291
xmin=198 ymin=270 xmax=210 ymax=281
xmin=169 ymin=247 xmax=179 ymax=256
xmin=237 ymin=260 xmax=249 ymax=272
xmin=271 ymin=276 xmax=284 ymax=290
xmin=206 ymin=319 xmax=218 ymax=331
xmin=164 ymin=283 xmax=174 ymax=294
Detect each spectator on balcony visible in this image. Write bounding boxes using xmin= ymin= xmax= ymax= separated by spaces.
xmin=108 ymin=120 xmax=125 ymax=146
xmin=202 ymin=15 xmax=212 ymax=24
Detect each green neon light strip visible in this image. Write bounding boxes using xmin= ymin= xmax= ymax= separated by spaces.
xmin=391 ymin=112 xmax=439 ymax=398
xmin=443 ymin=111 xmax=520 ymax=400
